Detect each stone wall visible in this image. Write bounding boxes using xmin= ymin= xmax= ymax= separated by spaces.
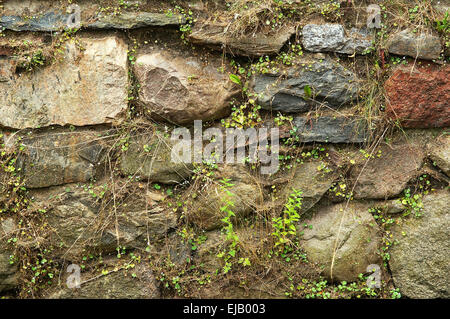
xmin=0 ymin=0 xmax=448 ymax=299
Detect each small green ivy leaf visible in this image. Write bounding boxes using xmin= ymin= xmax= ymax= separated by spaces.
xmin=229 ymin=74 xmax=242 ymax=86
xmin=304 ymin=85 xmax=312 ymax=99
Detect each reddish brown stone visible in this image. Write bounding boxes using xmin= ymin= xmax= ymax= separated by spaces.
xmin=384 ymin=64 xmax=450 ymax=128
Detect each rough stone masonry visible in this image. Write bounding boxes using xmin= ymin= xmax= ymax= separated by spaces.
xmin=0 ymin=0 xmax=448 ymax=300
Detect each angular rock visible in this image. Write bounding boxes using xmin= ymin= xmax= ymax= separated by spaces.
xmin=189 ymin=183 xmax=261 ymax=231
xmin=0 ymin=217 xmax=16 ymax=236
xmin=0 ymin=1 xmax=185 ymax=31
xmin=428 ymin=134 xmax=450 ymax=177
xmin=147 ymin=232 xmax=192 ymax=266
xmin=134 ymin=50 xmax=238 ymax=124
xmin=196 ymin=227 xmax=270 ymax=275
xmin=387 ymin=29 xmax=442 ymax=60
xmin=302 ymin=24 xmax=372 ymax=55
xmin=384 ymin=64 xmax=450 ymax=128
xmin=351 ymin=143 xmax=424 ymax=199
xmin=44 ymin=194 xmax=100 ymax=254
xmin=37 ymin=187 xmax=177 ymax=257
xmin=120 ymin=132 xmax=194 ymax=184
xmin=196 ymin=230 xmax=224 ymax=273
xmin=100 ymin=209 xmax=178 ymax=250
xmin=12 ymin=130 xmax=106 ymax=189
xmin=189 ymin=22 xmax=295 ymax=57
xmin=187 ymin=165 xmax=263 ymax=230
xmin=375 ymin=199 xmax=406 ymax=215
xmin=341 ymin=28 xmax=374 ymax=54
xmin=49 ymin=260 xmax=160 ymax=299
xmin=252 ymin=58 xmax=359 ymax=113
xmin=0 ymin=11 xmax=69 ymax=32
xmin=282 ymin=161 xmax=337 ymax=213
xmin=0 ymin=33 xmax=47 ymax=57
xmin=0 ymin=252 xmax=18 ymax=293
xmin=390 ymin=190 xmax=450 ymax=298
xmin=300 ymin=202 xmax=382 ymax=281
xmin=293 ymin=116 xmax=368 ymax=143
xmin=87 ymin=12 xmax=186 ymax=29
xmin=0 ymin=0 xmax=75 ymax=31
xmin=433 ymin=2 xmax=450 ymax=14
xmin=302 ymin=24 xmax=343 ymax=52
xmin=0 ymin=218 xmax=19 ymax=293
xmin=0 ymin=35 xmax=128 ymax=129
xmin=0 ymin=57 xmax=15 ymax=82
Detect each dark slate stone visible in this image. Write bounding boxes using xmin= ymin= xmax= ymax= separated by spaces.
xmin=252 ymin=59 xmax=359 ymax=113
xmin=0 ymin=12 xmax=186 ymax=32
xmin=0 ymin=12 xmax=68 ymax=31
xmin=292 ymin=116 xmax=368 ymax=143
